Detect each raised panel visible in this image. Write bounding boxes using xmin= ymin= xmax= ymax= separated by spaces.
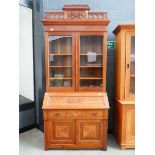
xmin=114 ymin=100 xmax=135 ymax=149
xmin=125 ymin=107 xmax=135 ymax=144
xmin=48 ymin=120 xmax=75 ymax=144
xmin=82 ymin=123 xmax=100 ymax=140
xmin=76 ymin=120 xmax=103 ymax=145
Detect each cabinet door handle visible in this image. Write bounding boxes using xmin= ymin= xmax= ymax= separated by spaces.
xmin=127 ymin=64 xmax=130 ymax=68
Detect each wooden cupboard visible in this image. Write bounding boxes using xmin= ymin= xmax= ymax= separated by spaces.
xmin=113 ymin=24 xmax=135 ymax=149
xmin=42 ymin=4 xmax=110 ymax=150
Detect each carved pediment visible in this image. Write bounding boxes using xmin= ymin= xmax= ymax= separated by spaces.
xmin=66 ymin=10 xmax=87 ymax=19
xmin=43 ymin=4 xmax=110 ymax=25
xmin=63 ymin=4 xmax=90 ymax=19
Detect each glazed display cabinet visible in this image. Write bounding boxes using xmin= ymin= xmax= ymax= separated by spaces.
xmin=46 ymin=33 xmax=106 ymax=91
xmin=113 ymin=24 xmax=135 ymax=149
xmin=42 ymin=4 xmax=110 ymax=150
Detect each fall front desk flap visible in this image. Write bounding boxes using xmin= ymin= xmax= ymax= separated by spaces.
xmin=42 ymin=92 xmax=109 ymax=110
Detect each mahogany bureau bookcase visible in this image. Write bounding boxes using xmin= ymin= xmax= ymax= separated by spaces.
xmin=113 ymin=24 xmax=135 ymax=150
xmin=42 ymin=4 xmax=110 ymax=150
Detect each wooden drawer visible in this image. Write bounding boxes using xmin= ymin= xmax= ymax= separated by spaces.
xmin=44 ymin=110 xmax=108 ymax=120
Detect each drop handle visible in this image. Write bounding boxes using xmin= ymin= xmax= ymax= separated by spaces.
xmin=55 ymin=113 xmax=60 ymax=117
xmin=91 ymin=113 xmax=97 ymax=116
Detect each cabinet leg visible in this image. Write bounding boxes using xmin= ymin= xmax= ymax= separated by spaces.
xmin=44 ymin=143 xmax=48 ymax=151
xmin=45 ymin=147 xmax=48 ymax=151
xmin=102 ymin=147 xmax=107 ymax=151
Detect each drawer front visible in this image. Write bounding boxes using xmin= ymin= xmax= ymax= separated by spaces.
xmin=44 ymin=110 xmax=108 ymax=120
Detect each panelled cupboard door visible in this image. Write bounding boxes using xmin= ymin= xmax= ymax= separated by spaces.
xmin=77 ymin=32 xmax=106 ymax=91
xmin=47 ymin=120 xmax=75 ymax=144
xmin=45 ymin=32 xmax=76 ymax=91
xmin=125 ymin=31 xmax=135 ymax=100
xmin=125 ymin=106 xmax=135 ymax=145
xmin=76 ymin=120 xmax=103 ymax=146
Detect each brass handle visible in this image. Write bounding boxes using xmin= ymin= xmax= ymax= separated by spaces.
xmin=91 ymin=113 xmax=97 ymax=116
xmin=55 ymin=113 xmax=60 ymax=117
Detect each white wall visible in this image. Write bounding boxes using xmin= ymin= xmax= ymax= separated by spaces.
xmin=19 ymin=5 xmax=34 ymax=101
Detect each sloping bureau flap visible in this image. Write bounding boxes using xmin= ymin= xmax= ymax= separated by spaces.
xmin=42 ymin=92 xmax=109 ymax=110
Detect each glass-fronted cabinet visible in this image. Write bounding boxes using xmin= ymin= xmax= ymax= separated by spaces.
xmin=45 ymin=32 xmax=107 ymax=91
xmin=42 ymin=5 xmax=109 ymax=92
xmin=113 ymin=25 xmax=135 ymax=100
xmin=42 ymin=4 xmax=110 ymax=151
xmin=113 ymin=24 xmax=135 ymax=149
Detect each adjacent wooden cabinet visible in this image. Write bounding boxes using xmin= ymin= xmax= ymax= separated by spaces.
xmin=113 ymin=24 xmax=135 ymax=149
xmin=42 ymin=4 xmax=110 ymax=150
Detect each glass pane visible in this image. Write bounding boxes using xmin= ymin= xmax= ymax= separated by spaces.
xmin=80 ymin=68 xmax=102 ymax=78
xmin=50 ymin=80 xmax=72 ymax=87
xmin=80 ymin=35 xmax=103 ymax=88
xmin=49 ymin=36 xmax=72 ymax=54
xmin=80 ymin=80 xmax=102 ymax=87
xmin=48 ymin=36 xmax=72 ymax=87
xmin=49 ymin=55 xmax=72 ymax=66
xmin=130 ymin=36 xmax=135 ymax=95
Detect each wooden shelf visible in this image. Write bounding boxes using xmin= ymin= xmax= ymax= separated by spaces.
xmin=49 ymin=66 xmax=72 ymax=68
xmin=80 ymin=65 xmax=102 ymax=68
xmin=80 ymin=77 xmax=102 ymax=80
xmin=50 ymin=77 xmax=72 ymax=80
xmin=49 ymin=54 xmax=72 ymax=56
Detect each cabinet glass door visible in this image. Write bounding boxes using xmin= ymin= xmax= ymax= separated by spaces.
xmin=78 ymin=34 xmax=104 ymax=90
xmin=130 ymin=36 xmax=135 ymax=95
xmin=48 ymin=35 xmax=74 ymax=90
xmin=125 ymin=32 xmax=135 ymax=99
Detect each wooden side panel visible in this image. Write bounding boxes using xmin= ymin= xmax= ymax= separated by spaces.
xmin=102 ymin=120 xmax=108 ymax=150
xmin=125 ymin=106 xmax=135 ymax=145
xmin=114 ymin=99 xmax=135 ymax=149
xmin=76 ymin=120 xmax=104 ymax=148
xmin=103 ymin=32 xmax=107 ymax=91
xmin=44 ymin=120 xmax=49 ymax=151
xmin=114 ymin=100 xmax=122 ymax=145
xmin=114 ymin=31 xmax=126 ymax=100
xmin=114 ymin=100 xmax=123 ymax=144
